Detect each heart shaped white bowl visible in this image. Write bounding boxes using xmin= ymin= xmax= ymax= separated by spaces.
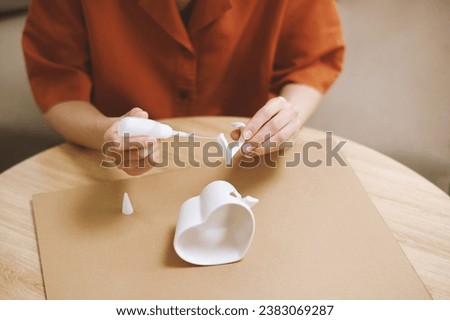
xmin=174 ymin=180 xmax=258 ymax=266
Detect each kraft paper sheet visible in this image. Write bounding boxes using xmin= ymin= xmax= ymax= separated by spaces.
xmin=32 ymin=137 xmax=430 ymax=299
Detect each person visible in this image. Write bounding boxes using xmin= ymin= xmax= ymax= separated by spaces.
xmin=22 ymin=0 xmax=345 ymax=175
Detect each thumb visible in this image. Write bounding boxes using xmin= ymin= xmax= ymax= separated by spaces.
xmin=123 ymin=107 xmax=149 ymax=119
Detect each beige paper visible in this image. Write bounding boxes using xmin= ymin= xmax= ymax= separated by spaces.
xmin=32 ymin=138 xmax=431 ymax=299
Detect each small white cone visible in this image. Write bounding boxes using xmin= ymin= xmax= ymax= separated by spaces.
xmin=122 ymin=192 xmax=134 ymax=215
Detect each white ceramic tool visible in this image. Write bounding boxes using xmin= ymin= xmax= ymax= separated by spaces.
xmin=118 ymin=117 xmax=191 ymax=139
xmin=174 ymin=180 xmax=258 ymax=266
xmin=118 ymin=117 xmax=220 ymax=141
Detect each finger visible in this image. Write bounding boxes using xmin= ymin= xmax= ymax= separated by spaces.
xmin=126 ymin=140 xmax=160 ymax=162
xmin=103 ymin=121 xmax=120 ymax=143
xmin=250 ymin=106 xmax=292 ymax=145
xmin=121 ymin=165 xmax=153 ymax=176
xmin=126 ymin=107 xmax=149 ymax=119
xmin=128 ymin=141 xmax=160 ymax=161
xmin=118 ymin=153 xmax=156 ymax=169
xmin=119 ymin=141 xmax=160 ymax=168
xmin=251 ymin=120 xmax=299 ymax=156
xmin=148 ymin=142 xmax=161 ymax=164
xmin=243 ymin=97 xmax=285 ymax=140
xmin=117 ymin=135 xmax=158 ymax=153
xmin=121 ymin=137 xmax=158 ymax=157
xmin=105 ymin=128 xmax=157 ymax=152
xmin=118 ymin=158 xmax=153 ymax=169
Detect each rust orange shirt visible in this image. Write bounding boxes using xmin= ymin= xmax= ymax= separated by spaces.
xmin=22 ymin=0 xmax=344 ymax=118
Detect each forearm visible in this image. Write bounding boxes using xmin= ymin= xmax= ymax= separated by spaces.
xmin=279 ymin=83 xmax=323 ymax=125
xmin=44 ymin=101 xmax=117 ymax=150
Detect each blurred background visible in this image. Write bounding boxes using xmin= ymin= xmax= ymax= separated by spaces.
xmin=0 ymin=0 xmax=449 ymax=193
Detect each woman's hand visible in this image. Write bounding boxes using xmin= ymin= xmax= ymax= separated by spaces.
xmin=231 ymin=96 xmax=302 ymax=156
xmin=231 ymin=84 xmax=322 ymax=156
xmin=43 ymin=101 xmax=160 ymax=175
xmin=103 ymin=107 xmax=161 ymax=176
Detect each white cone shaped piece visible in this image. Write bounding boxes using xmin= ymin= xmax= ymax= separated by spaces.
xmin=122 ymin=192 xmax=134 ymax=215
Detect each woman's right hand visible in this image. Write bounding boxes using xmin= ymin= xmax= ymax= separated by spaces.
xmin=102 ymin=107 xmax=161 ymax=176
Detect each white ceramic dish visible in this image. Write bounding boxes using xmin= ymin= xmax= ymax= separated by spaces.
xmin=174 ymin=180 xmax=258 ymax=266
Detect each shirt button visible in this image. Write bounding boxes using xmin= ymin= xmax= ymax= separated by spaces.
xmin=179 ymin=90 xmax=190 ymax=100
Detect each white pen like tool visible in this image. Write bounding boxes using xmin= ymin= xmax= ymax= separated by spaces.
xmin=118 ymin=117 xmax=190 ymax=139
xmin=118 ymin=117 xmax=246 ymax=164
xmin=118 ymin=117 xmax=216 ymax=140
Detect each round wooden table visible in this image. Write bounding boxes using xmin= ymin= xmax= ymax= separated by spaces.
xmin=1 ymin=116 xmax=449 ymax=299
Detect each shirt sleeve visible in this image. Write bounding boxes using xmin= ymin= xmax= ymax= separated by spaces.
xmin=22 ymin=0 xmax=92 ymax=112
xmin=271 ymin=0 xmax=345 ymax=94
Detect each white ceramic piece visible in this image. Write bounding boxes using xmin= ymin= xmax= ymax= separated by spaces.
xmin=173 ymin=180 xmax=258 ymax=266
xmin=216 ymin=122 xmax=246 ymax=165
xmin=122 ymin=192 xmax=134 ymax=215
xmin=230 ymin=122 xmax=246 ymax=158
xmin=217 ymin=133 xmax=228 ymax=155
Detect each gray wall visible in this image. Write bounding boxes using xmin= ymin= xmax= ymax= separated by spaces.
xmin=309 ymin=0 xmax=450 ymax=192
xmin=0 ymin=14 xmax=63 ymax=171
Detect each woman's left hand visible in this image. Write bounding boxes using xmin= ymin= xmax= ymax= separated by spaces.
xmin=231 ymin=96 xmax=302 ymax=156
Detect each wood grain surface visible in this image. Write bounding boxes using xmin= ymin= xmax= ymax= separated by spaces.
xmin=0 ymin=116 xmax=449 ymax=299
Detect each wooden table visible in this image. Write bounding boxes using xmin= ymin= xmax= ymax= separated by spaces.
xmin=1 ymin=116 xmax=449 ymax=299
